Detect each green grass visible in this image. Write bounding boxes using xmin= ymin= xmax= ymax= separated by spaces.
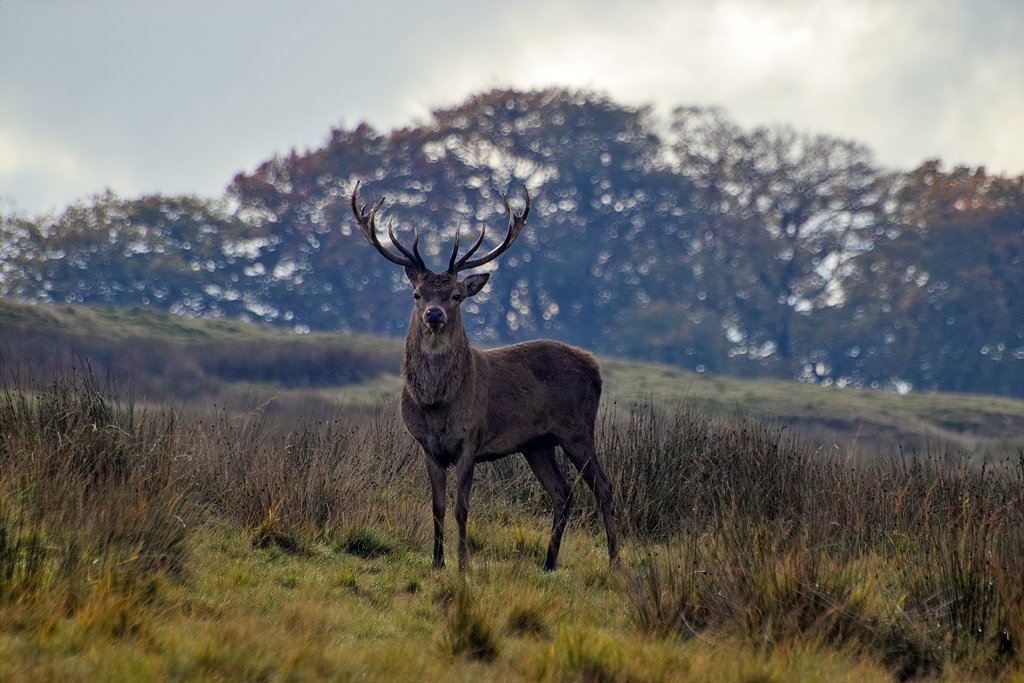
xmin=2 ymin=366 xmax=1023 ymax=681
xmin=1 ymin=296 xmax=404 ymax=403
xmin=1 ymin=296 xmax=394 ymax=349
xmin=601 ymin=359 xmax=1024 ymax=454
xmin=0 ymin=524 xmax=910 ymax=683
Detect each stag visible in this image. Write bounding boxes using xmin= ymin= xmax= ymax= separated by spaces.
xmin=351 ymin=183 xmax=618 ymax=572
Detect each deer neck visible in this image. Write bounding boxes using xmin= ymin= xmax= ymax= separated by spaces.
xmin=402 ymin=319 xmax=472 ymax=407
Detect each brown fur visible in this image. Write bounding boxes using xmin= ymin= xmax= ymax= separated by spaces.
xmin=353 ymin=186 xmax=618 ymax=572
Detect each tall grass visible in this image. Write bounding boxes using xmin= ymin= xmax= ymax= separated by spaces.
xmin=2 ymin=366 xmax=1022 ymax=679
xmin=185 ymin=401 xmax=430 ymax=553
xmin=608 ymin=398 xmax=1024 ymax=678
xmin=0 ymin=367 xmax=193 ymax=629
xmin=601 ymin=399 xmax=820 ymax=540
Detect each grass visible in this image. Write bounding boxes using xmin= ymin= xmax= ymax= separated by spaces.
xmin=2 ymin=365 xmax=1023 ymax=681
xmin=601 ymin=359 xmax=1024 ymax=455
xmin=4 ymin=296 xmax=1024 ymax=453
xmin=0 ymin=296 xmax=404 ymax=401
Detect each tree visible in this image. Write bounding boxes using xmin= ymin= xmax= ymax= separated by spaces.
xmin=5 ymin=90 xmax=1021 ymax=398
xmin=828 ymin=162 xmax=1024 ymax=395
xmin=668 ymin=107 xmax=884 ymax=375
xmin=228 ymin=88 xmax=692 ymax=350
xmin=1 ymin=192 xmax=263 ymax=319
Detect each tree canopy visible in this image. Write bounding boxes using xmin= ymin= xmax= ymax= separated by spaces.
xmin=3 ymin=88 xmax=1022 ymax=397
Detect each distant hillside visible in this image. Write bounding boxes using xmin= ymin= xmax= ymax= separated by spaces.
xmin=599 ymin=360 xmax=1024 ymax=456
xmin=3 ymin=298 xmax=1022 ymax=455
xmin=0 ymin=297 xmax=402 ymax=401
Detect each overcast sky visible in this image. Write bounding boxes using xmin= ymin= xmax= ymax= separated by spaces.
xmin=2 ymin=0 xmax=1022 ymax=217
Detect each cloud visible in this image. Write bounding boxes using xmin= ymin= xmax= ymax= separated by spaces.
xmin=368 ymin=0 xmax=1023 ymax=173
xmin=1 ymin=0 xmax=1021 ymax=216
xmin=0 ymin=128 xmax=82 ymax=181
xmin=0 ymin=124 xmax=128 ymax=215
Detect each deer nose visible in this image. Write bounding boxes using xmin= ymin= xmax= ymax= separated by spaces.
xmin=424 ymin=307 xmax=445 ymax=325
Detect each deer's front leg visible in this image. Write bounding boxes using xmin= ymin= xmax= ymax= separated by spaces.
xmin=424 ymin=456 xmax=447 ymax=570
xmin=454 ymin=450 xmax=476 ymax=573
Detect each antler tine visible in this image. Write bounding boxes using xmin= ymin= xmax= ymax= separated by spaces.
xmin=447 ymin=224 xmax=461 ymax=273
xmin=351 ymin=182 xmax=425 ymax=270
xmin=387 ymin=218 xmax=424 ymax=268
xmin=453 ymin=186 xmax=530 ymax=273
xmin=447 ymin=219 xmax=490 ymax=274
xmin=450 ymin=219 xmax=487 ymax=273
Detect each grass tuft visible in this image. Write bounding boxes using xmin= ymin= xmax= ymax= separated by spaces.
xmin=0 ymin=366 xmax=193 ymax=629
xmin=551 ymin=625 xmax=626 ymax=683
xmin=251 ymin=507 xmax=306 ymax=554
xmin=445 ymin=579 xmax=500 ymax=661
xmin=337 ymin=525 xmax=395 ymax=559
xmin=504 ymin=594 xmax=550 ymax=638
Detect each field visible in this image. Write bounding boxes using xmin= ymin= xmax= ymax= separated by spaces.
xmin=2 ymin=299 xmax=1024 ymax=681
xmin=4 ymin=298 xmax=1023 ymax=453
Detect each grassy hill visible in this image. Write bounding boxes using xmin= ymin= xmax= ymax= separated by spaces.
xmin=3 ymin=297 xmax=1022 ymax=455
xmin=1 ymin=297 xmax=403 ymax=407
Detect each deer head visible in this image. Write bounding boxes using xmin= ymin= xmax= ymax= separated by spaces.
xmin=351 ymin=183 xmax=530 ymax=334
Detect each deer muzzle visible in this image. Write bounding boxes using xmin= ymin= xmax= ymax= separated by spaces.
xmin=423 ymin=306 xmax=447 ymax=329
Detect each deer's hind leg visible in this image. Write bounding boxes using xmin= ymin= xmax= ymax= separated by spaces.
xmin=560 ymin=435 xmax=619 ymax=566
xmin=522 ymin=444 xmax=573 ymax=571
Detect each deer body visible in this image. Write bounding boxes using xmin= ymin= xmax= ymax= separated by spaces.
xmin=353 ymin=184 xmax=618 ymax=572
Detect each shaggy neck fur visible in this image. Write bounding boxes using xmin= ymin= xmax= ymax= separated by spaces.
xmin=402 ymin=313 xmax=472 ymax=407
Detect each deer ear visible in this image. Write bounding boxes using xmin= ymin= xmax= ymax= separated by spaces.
xmin=404 ymin=267 xmax=421 ymax=285
xmin=462 ymin=273 xmax=490 ymax=297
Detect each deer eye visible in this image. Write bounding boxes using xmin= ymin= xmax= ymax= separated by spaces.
xmin=452 ymin=293 xmax=462 ymax=303
xmin=413 ymin=292 xmax=421 ymax=300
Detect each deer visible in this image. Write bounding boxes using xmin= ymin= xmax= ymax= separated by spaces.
xmin=351 ymin=182 xmax=618 ymax=572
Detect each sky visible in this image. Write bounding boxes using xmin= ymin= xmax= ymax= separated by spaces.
xmin=2 ymin=0 xmax=1022 ymax=218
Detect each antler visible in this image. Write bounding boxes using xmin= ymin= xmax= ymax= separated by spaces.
xmin=351 ymin=181 xmax=426 ymax=271
xmin=448 ymin=186 xmax=530 ymax=273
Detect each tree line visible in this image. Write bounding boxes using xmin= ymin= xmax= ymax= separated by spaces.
xmin=2 ymin=88 xmax=1022 ymax=397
